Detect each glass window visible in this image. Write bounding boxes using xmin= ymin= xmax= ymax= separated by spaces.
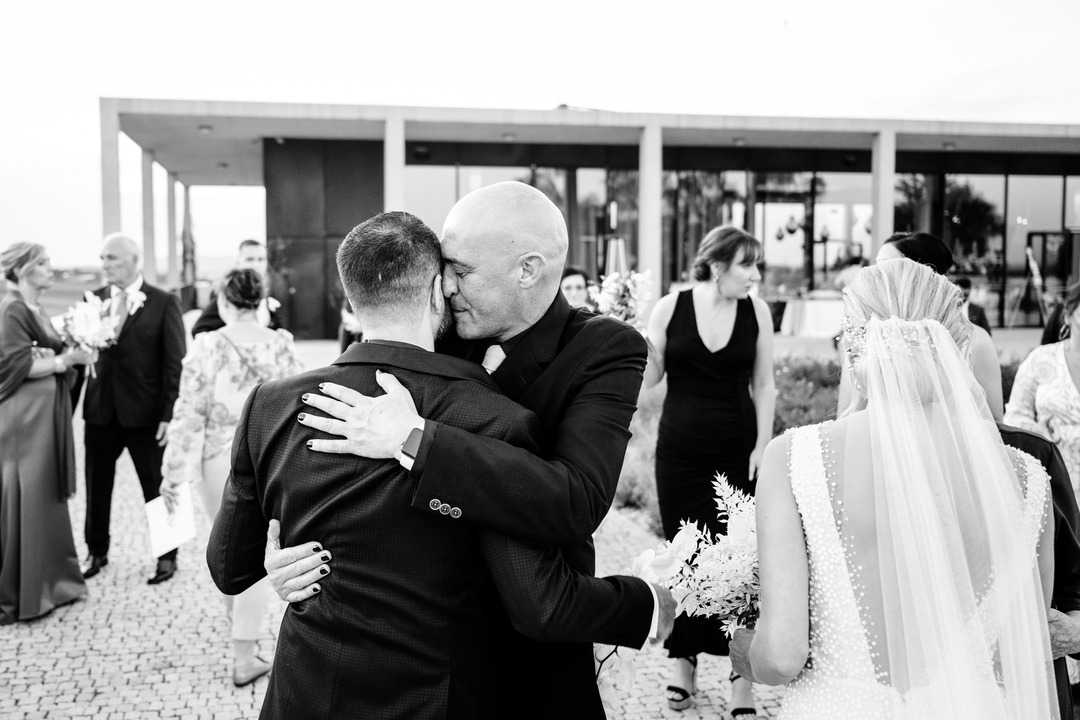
xmin=1003 ymin=175 xmax=1063 ymax=327
xmin=755 ymin=172 xmax=813 ymax=297
xmin=814 ymin=172 xmax=872 ymax=289
xmin=662 ymin=171 xmax=748 ymax=287
xmin=1066 ymin=177 xmax=1080 ymax=229
xmin=894 ymin=173 xmax=932 ymax=234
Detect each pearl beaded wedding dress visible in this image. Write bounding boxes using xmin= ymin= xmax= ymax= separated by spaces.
xmin=777 ymin=318 xmax=1058 ymax=719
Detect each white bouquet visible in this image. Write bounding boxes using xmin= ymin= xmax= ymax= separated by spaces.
xmin=589 ymin=270 xmax=653 ymax=330
xmin=669 ymin=474 xmax=760 ymax=638
xmin=56 ymin=292 xmax=119 ymax=378
xmin=594 ymin=523 xmax=698 ymax=715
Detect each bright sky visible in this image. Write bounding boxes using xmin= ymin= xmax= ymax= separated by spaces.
xmin=2 ymin=0 xmax=1078 ymax=269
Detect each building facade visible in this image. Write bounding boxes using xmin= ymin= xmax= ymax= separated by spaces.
xmin=103 ymin=98 xmax=1080 ymax=338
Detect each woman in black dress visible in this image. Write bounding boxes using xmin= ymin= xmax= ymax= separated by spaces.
xmin=645 ymin=226 xmax=775 ymax=716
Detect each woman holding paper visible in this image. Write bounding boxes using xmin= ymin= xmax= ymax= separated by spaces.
xmin=0 ymin=242 xmax=92 ymax=625
xmin=160 ymin=269 xmax=302 ymax=685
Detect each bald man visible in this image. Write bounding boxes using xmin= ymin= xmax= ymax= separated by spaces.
xmin=271 ymin=182 xmax=659 ymax=718
xmin=82 ymin=233 xmax=186 ymax=585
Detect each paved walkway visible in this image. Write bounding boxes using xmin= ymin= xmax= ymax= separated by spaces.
xmin=3 ymin=341 xmax=786 ymax=719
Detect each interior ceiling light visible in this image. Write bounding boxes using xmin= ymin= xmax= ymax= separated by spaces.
xmin=943 ymin=141 xmax=957 ymax=151
xmin=502 ymin=132 xmax=516 ymax=142
xmin=217 ymin=161 xmax=229 ymax=169
xmin=198 ymin=124 xmax=213 ymax=134
xmin=733 ymin=137 xmax=747 ymax=147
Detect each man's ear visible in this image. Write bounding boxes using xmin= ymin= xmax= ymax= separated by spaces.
xmin=518 ymin=252 xmax=547 ymax=289
xmin=431 ymin=273 xmax=445 ymax=314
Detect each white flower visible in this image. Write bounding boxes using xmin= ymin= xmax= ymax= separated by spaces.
xmin=588 ymin=270 xmax=653 ymax=330
xmin=127 ymin=289 xmax=147 ymax=315
xmin=266 ymin=297 xmax=281 ymax=313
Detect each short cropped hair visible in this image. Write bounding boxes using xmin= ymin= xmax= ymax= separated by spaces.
xmin=691 ymin=226 xmax=762 ymax=282
xmin=219 ymin=269 xmax=263 ymax=311
xmin=562 ymin=266 xmax=589 ymax=282
xmin=337 ymin=212 xmax=442 ymax=313
xmin=238 ymin=239 xmax=263 ymax=252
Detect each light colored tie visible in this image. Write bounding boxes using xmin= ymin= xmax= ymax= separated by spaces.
xmin=114 ymin=289 xmax=129 ymax=327
xmin=481 ymin=344 xmax=506 ymax=375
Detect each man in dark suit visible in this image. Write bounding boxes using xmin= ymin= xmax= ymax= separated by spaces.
xmin=82 ymin=233 xmax=186 ymax=584
xmin=276 ymin=183 xmax=659 ymax=718
xmin=956 ymin=277 xmax=992 ymax=335
xmin=190 ymin=240 xmax=283 ymax=337
xmin=207 ymin=212 xmax=673 ymax=719
xmin=998 ymin=423 xmax=1080 ymax=719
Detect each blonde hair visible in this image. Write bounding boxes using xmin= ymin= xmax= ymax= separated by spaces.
xmin=842 ymin=258 xmax=972 ymax=357
xmin=840 ymin=259 xmax=973 ymax=407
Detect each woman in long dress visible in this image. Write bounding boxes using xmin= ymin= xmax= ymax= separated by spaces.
xmin=735 ymin=258 xmax=1057 ymax=719
xmin=160 ymin=269 xmax=303 ymax=685
xmin=0 ymin=243 xmax=92 ymax=624
xmin=645 ymin=226 xmax=775 ymax=715
xmin=1005 ymin=282 xmax=1080 ymax=500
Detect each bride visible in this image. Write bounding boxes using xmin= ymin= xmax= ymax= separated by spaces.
xmin=733 ymin=258 xmax=1058 ymax=718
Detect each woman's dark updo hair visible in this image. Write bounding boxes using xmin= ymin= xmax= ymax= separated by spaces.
xmin=691 ymin=226 xmax=762 ymax=282
xmin=220 ymin=268 xmax=263 ymax=311
xmin=884 ymin=232 xmax=954 ymax=275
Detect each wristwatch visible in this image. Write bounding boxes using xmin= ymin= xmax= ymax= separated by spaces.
xmin=400 ymin=426 xmax=424 ymax=464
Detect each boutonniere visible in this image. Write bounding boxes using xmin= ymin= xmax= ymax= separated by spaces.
xmin=127 ymin=290 xmax=147 ymax=315
xmin=266 ymin=297 xmax=281 ymax=313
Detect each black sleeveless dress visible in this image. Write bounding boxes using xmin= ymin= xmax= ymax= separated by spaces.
xmin=656 ymin=290 xmax=758 ymax=658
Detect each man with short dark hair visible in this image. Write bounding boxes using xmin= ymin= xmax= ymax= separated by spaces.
xmin=191 ymin=240 xmax=282 ymax=336
xmin=207 ymin=211 xmax=673 ymax=719
xmin=273 ymin=182 xmax=662 ymax=718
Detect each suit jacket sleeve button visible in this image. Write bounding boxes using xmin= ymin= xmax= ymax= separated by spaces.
xmin=429 ymin=499 xmax=441 ymax=511
xmin=439 ymin=503 xmax=451 ymax=515
xmin=450 ymin=507 xmax=462 ymax=519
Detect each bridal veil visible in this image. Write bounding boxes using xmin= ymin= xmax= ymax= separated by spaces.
xmin=833 ymin=259 xmax=1057 ymax=718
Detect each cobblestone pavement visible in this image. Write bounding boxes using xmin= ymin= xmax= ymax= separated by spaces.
xmin=5 ymin=341 xmax=781 ymax=719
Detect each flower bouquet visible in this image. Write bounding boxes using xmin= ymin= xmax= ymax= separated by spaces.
xmin=588 ymin=269 xmax=653 ymax=330
xmin=56 ymin=292 xmax=120 ymax=378
xmin=670 ymin=474 xmax=760 ymax=637
xmin=594 ymin=523 xmax=698 ymax=715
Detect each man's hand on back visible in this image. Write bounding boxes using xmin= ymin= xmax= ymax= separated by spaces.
xmin=298 ymin=372 xmax=421 ymax=458
xmin=264 ymin=519 xmax=333 ymax=602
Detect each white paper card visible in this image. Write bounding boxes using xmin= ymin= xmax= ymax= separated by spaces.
xmin=145 ymin=484 xmax=197 ymax=557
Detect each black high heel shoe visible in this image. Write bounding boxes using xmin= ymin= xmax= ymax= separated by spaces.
xmin=665 ymin=655 xmax=698 ymax=711
xmin=729 ymin=670 xmax=756 ymax=718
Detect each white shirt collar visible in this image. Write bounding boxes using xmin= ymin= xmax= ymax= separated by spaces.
xmin=111 ymin=275 xmax=144 ymax=296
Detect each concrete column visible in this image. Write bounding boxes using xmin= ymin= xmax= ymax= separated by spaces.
xmin=383 ymin=114 xmax=405 ymax=211
xmin=141 ymin=150 xmax=158 ymax=283
xmin=870 ymin=129 xmax=897 ymax=256
xmin=100 ymin=98 xmax=121 ymax=236
xmin=638 ymin=123 xmax=663 ymax=310
xmin=166 ymin=172 xmax=179 ymax=288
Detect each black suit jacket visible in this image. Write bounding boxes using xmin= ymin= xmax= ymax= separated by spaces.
xmin=83 ymin=282 xmax=185 ymax=427
xmin=413 ymin=293 xmax=653 ymax=718
xmin=207 ymin=342 xmax=651 ymax=720
xmin=998 ymin=422 xmax=1080 ymax=720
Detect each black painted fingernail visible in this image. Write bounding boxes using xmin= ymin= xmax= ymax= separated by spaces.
xmin=319 ymin=383 xmax=325 ymax=390
xmin=319 ymin=567 xmax=329 ymax=576
xmin=320 ymin=553 xmax=330 ymax=562
xmin=312 ymin=546 xmax=321 ymax=553
xmin=298 ymin=413 xmax=306 ymax=421
xmin=306 ymin=440 xmax=313 ymax=449
xmin=312 ymin=586 xmax=320 ymax=594
xmin=302 ymin=394 xmax=310 ymax=402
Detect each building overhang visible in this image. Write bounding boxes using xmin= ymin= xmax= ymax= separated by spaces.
xmin=109 ymin=97 xmax=1080 ymax=187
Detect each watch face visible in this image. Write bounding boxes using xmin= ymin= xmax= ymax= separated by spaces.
xmin=402 ymin=427 xmax=424 ymax=458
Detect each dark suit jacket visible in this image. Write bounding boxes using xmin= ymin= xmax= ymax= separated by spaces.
xmin=998 ymin=422 xmax=1080 ymax=720
xmin=190 ymin=291 xmax=282 ymax=337
xmin=207 ymin=342 xmax=652 ymax=720
xmin=83 ymin=282 xmax=185 ymax=427
xmin=966 ymin=301 xmax=992 ymax=335
xmin=413 ymin=293 xmax=653 ymax=718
